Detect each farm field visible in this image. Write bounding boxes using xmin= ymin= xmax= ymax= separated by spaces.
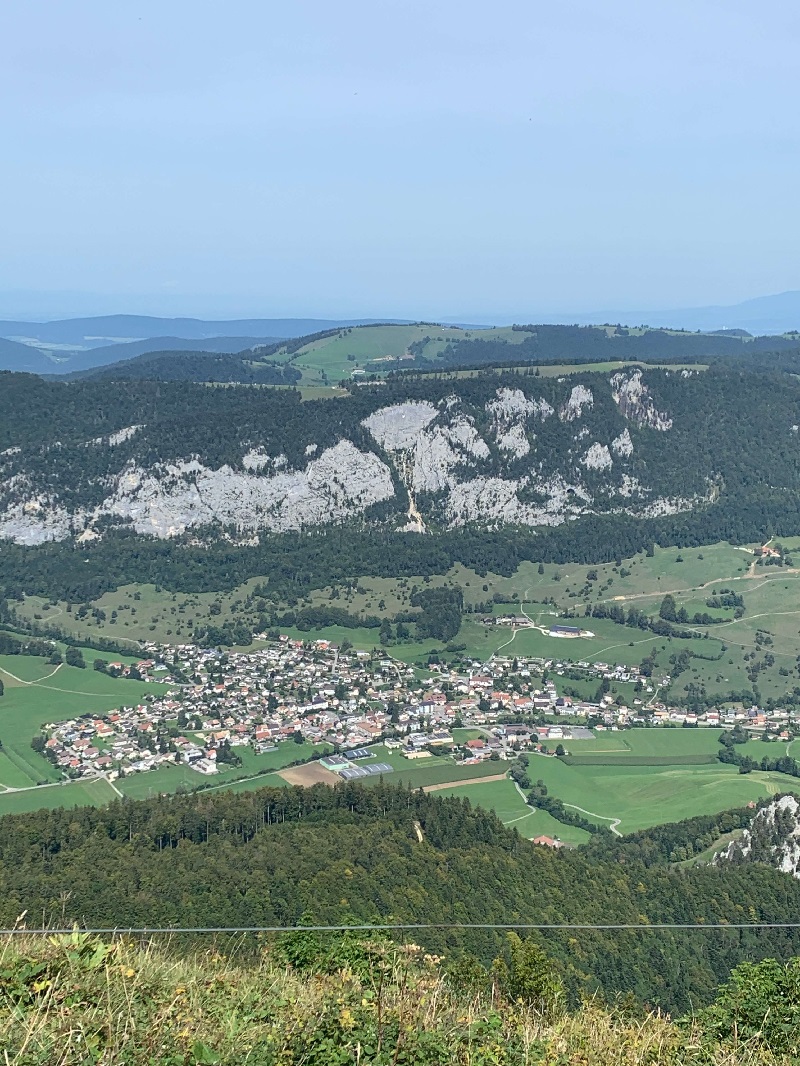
xmin=433 ymin=777 xmax=591 ymax=845
xmin=565 ymin=728 xmax=723 ymax=759
xmin=0 ymin=777 xmax=118 ymax=817
xmin=520 ymin=756 xmax=795 ymax=833
xmin=355 ymin=747 xmax=507 ymax=790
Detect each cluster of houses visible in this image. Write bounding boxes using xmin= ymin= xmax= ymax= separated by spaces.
xmin=36 ymin=636 xmax=797 ymax=784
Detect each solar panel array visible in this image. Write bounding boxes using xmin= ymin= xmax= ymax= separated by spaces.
xmin=337 ymin=762 xmax=394 ymax=780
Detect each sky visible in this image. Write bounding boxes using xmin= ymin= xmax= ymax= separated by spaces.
xmin=2 ymin=0 xmax=800 ymax=320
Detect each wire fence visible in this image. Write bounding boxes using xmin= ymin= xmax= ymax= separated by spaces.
xmin=3 ymin=921 xmax=800 ymax=935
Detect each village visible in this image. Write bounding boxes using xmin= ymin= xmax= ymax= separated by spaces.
xmin=38 ymin=634 xmax=800 ymax=785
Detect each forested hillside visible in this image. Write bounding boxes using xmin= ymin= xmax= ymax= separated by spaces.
xmin=0 ymin=782 xmax=799 ymax=1014
xmin=6 ymin=365 xmax=800 ymax=599
xmin=4 ymin=366 xmax=800 ymax=549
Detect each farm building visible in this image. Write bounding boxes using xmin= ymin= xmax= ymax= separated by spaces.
xmin=549 ymin=624 xmax=594 ymax=639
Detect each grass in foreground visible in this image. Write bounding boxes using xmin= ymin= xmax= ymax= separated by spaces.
xmin=0 ymin=932 xmax=794 ymax=1065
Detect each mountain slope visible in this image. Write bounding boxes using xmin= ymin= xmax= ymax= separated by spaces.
xmin=60 ymin=347 xmax=301 ymax=383
xmin=48 ymin=335 xmax=286 ymax=375
xmin=549 ymin=290 xmax=800 ymax=335
xmin=2 ymin=366 xmax=800 ymax=545
xmin=0 ymin=337 xmax=58 ymax=373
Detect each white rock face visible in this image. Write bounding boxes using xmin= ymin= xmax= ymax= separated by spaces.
xmin=411 ymin=417 xmax=489 ymax=493
xmin=617 ymin=473 xmax=642 ymax=498
xmin=717 ymin=795 xmax=800 ymax=879
xmin=108 ymin=424 xmax=144 ymax=446
xmin=611 ymin=371 xmax=672 ymax=430
xmin=0 ymin=487 xmax=77 ymax=545
xmin=242 ymin=448 xmax=272 ymax=471
xmin=362 ymin=401 xmax=438 ymax=450
xmin=559 ymin=385 xmax=593 ymax=422
xmin=98 ymin=441 xmax=395 ymax=537
xmin=364 ymin=403 xmax=489 ymax=494
xmin=639 ymin=495 xmax=698 ymax=517
xmin=611 ymin=428 xmax=634 ymax=457
xmin=485 ymin=388 xmax=553 ymax=457
xmin=447 ymin=474 xmax=589 ymax=527
xmin=581 ymin=443 xmax=613 ymax=470
xmin=495 ymin=422 xmax=531 ymax=457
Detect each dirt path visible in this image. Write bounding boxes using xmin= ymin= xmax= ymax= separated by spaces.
xmin=0 ymin=663 xmax=63 ymax=685
xmin=423 ymin=773 xmax=508 ymax=793
xmin=563 ymin=802 xmax=622 ymax=836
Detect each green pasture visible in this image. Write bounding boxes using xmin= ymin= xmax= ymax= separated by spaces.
xmin=0 ymin=777 xmax=118 ymax=818
xmin=433 ymin=777 xmax=590 ymax=845
xmin=288 ymin=325 xmax=529 ymax=383
xmin=522 ymin=756 xmax=796 ymax=833
xmin=0 ymin=752 xmax=36 ymax=789
xmin=559 ymin=727 xmax=725 ymax=765
xmin=117 ymin=743 xmax=332 ymax=799
xmin=452 ymin=728 xmax=484 ymax=743
xmin=118 ymin=765 xmax=205 ymax=799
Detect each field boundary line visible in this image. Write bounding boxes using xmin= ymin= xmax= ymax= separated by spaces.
xmin=423 ymin=773 xmax=508 ymax=793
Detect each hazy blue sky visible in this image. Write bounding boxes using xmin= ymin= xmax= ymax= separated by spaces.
xmin=2 ymin=0 xmax=799 ymax=319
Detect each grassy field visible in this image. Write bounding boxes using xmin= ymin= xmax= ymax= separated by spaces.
xmin=520 ymin=755 xmax=795 ymax=833
xmin=564 ymin=728 xmax=724 ymax=760
xmin=284 ymin=325 xmax=527 ymax=383
xmin=434 ymin=776 xmax=590 ymax=845
xmin=0 ymin=777 xmax=118 ymax=817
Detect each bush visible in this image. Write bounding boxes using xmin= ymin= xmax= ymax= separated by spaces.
xmin=694 ymin=956 xmax=800 ymax=1055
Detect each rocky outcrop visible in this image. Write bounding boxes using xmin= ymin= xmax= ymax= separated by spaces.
xmin=559 ymin=385 xmax=593 ymax=422
xmin=581 ymin=443 xmax=613 ymax=470
xmin=716 ymin=795 xmax=800 ymax=879
xmin=103 ymin=442 xmax=395 ymax=537
xmin=611 ymin=428 xmax=634 ymax=457
xmin=611 ymin=371 xmax=672 ymax=430
xmin=486 ymin=388 xmax=553 ymax=457
xmin=447 ymin=474 xmax=589 ymax=527
xmin=362 ymin=401 xmax=438 ymax=450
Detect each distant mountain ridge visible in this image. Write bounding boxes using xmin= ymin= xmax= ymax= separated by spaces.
xmin=546 ymin=290 xmax=800 ymax=335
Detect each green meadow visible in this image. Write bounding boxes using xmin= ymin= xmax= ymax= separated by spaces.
xmin=518 ymin=756 xmax=793 ymax=834
xmin=433 ymin=776 xmax=591 ymax=846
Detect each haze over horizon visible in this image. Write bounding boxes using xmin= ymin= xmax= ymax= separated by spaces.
xmin=3 ymin=1 xmax=800 ymax=320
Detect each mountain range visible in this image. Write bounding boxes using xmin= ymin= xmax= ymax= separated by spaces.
xmin=4 ymin=291 xmax=800 ymax=376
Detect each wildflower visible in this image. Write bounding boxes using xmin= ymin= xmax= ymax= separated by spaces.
xmin=339 ymin=1007 xmax=355 ymax=1030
